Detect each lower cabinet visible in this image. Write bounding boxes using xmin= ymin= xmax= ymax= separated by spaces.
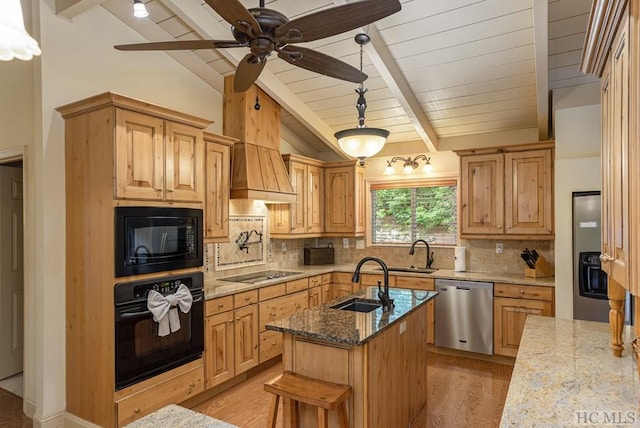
xmin=493 ymin=283 xmax=554 ymax=357
xmin=115 ymin=363 xmax=205 ymax=427
xmin=332 ymin=272 xmax=358 ymax=299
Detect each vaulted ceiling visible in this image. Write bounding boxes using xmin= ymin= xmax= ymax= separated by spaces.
xmin=56 ymin=0 xmax=599 ymax=158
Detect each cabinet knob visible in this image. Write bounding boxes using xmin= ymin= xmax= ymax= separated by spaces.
xmin=154 ymin=188 xmax=163 ymax=192
xmin=236 ymin=317 xmax=241 ymax=321
xmin=295 ymin=303 xmax=301 ymax=309
xmin=272 ymin=342 xmax=276 ymax=346
xmin=520 ymin=304 xmax=525 ymax=308
xmin=497 ymin=225 xmax=502 ymax=229
xmin=244 ymin=296 xmax=251 ymax=301
xmin=134 ymin=409 xmax=141 ymax=414
xmin=189 ymin=382 xmax=196 ymax=388
xmin=218 ymin=303 xmax=224 ymax=308
xmin=167 ymin=188 xmax=174 ymax=193
xmin=270 ymin=312 xmax=276 ymax=317
xmin=507 ymin=225 xmax=511 ymax=229
xmin=520 ymin=289 xmax=524 ymax=294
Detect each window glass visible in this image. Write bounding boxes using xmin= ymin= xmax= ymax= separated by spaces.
xmin=371 ymin=181 xmax=457 ymax=245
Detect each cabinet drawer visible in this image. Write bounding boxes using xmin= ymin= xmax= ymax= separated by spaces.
xmin=116 ymin=365 xmax=205 ymax=427
xmin=234 ymin=289 xmax=258 ymax=308
xmin=259 ymin=330 xmax=283 ymax=362
xmin=360 ymin=273 xmax=397 ymax=287
xmin=308 ymin=275 xmax=322 ymax=288
xmin=494 ymin=283 xmax=554 ymax=301
xmin=259 ymin=283 xmax=287 ymax=301
xmin=333 ymin=272 xmax=353 ymax=283
xmin=259 ymin=292 xmax=308 ymax=331
xmin=321 ymin=273 xmax=332 ymax=284
xmin=285 ymin=278 xmax=308 ymax=294
xmin=205 ymin=295 xmax=233 ymax=316
xmin=395 ymin=276 xmax=434 ymax=290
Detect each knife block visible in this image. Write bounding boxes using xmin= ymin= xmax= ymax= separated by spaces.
xmin=524 ymin=256 xmax=554 ymax=278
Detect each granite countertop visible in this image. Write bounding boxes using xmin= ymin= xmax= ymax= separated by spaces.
xmin=205 ymin=264 xmax=554 ymax=300
xmin=265 ymin=286 xmax=436 ymax=345
xmin=123 ymin=404 xmax=237 ymax=428
xmin=501 ymin=316 xmax=640 ymax=427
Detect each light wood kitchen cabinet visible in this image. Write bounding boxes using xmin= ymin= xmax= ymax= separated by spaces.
xmin=582 ymin=0 xmax=639 ymax=357
xmin=204 ymin=311 xmax=234 ymax=388
xmin=269 ymin=154 xmax=324 ymax=237
xmin=331 ymin=272 xmax=359 ymax=299
xmin=395 ymin=276 xmax=436 ymax=345
xmin=204 ymin=132 xmax=235 ymax=242
xmin=57 ymin=93 xmax=212 ymax=428
xmin=115 ymin=109 xmax=205 ymax=202
xmin=308 ymin=274 xmax=332 ymax=307
xmin=324 ymin=161 xmax=366 ymax=237
xmin=493 ymin=283 xmax=554 ymax=357
xmin=259 ymin=291 xmax=308 ymax=331
xmin=233 ymin=304 xmax=259 ymax=374
xmin=458 ymin=144 xmax=554 ymax=239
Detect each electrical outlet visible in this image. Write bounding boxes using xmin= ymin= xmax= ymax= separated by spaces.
xmin=356 ymin=239 xmax=365 ymax=249
xmin=343 ymin=238 xmax=350 ymax=248
xmin=496 ymin=243 xmax=503 ymax=254
xmin=399 ymin=321 xmax=407 ymax=334
xmin=282 ymin=242 xmax=287 ymax=253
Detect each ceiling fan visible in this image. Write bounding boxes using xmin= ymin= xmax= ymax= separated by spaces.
xmin=115 ymin=0 xmax=401 ymax=92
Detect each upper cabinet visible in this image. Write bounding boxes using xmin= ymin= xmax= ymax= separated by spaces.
xmin=203 ymin=132 xmax=236 ymax=242
xmin=115 ymin=109 xmax=206 ymax=202
xmin=458 ymin=143 xmax=554 ymax=239
xmin=324 ymin=161 xmax=366 ymax=237
xmin=269 ymin=154 xmax=324 ymax=238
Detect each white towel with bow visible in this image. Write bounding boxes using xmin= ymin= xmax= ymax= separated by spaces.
xmin=147 ymin=284 xmax=193 ymax=337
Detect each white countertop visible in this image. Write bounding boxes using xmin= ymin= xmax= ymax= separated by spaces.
xmin=500 ymin=316 xmax=640 ymax=427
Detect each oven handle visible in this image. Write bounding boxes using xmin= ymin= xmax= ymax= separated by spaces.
xmin=117 ymin=294 xmax=203 ymax=319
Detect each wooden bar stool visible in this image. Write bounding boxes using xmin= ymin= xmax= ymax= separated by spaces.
xmin=264 ymin=371 xmax=352 ymax=428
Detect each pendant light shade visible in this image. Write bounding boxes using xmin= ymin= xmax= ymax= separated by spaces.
xmin=0 ymin=0 xmax=41 ymax=61
xmin=334 ymin=34 xmax=389 ymax=166
xmin=133 ymin=0 xmax=149 ymax=18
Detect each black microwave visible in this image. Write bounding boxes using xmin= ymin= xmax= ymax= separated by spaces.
xmin=115 ymin=207 xmax=203 ymax=277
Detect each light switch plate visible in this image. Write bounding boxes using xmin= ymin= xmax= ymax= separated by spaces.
xmin=343 ymin=238 xmax=349 ymax=248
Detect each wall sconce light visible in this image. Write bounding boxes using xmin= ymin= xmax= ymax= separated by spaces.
xmin=133 ymin=0 xmax=149 ymax=18
xmin=384 ymin=155 xmax=433 ymax=175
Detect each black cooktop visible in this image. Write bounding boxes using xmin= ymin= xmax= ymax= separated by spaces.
xmin=218 ymin=270 xmax=302 ymax=284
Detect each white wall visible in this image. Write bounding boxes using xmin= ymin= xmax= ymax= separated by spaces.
xmin=554 ymin=104 xmax=601 ymax=320
xmin=8 ymin=2 xmax=226 ymax=426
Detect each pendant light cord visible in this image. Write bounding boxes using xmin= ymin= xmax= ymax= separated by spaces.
xmin=355 ymin=42 xmax=368 ymax=128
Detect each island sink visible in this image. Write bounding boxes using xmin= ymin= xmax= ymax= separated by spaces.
xmin=330 ymin=298 xmax=382 ymax=313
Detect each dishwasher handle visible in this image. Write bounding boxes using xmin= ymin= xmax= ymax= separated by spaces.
xmin=456 ymin=286 xmax=470 ymax=291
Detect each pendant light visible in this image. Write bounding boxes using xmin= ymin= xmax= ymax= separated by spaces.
xmin=133 ymin=0 xmax=149 ymax=18
xmin=334 ymin=34 xmax=389 ymax=166
xmin=0 ymin=0 xmax=41 ymax=61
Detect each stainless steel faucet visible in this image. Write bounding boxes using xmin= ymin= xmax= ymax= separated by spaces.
xmin=409 ymin=239 xmax=431 ymax=269
xmin=352 ymin=256 xmax=393 ymax=311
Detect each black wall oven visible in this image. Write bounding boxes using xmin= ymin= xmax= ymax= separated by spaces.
xmin=114 ymin=272 xmax=204 ymax=390
xmin=115 ymin=206 xmax=203 ymax=277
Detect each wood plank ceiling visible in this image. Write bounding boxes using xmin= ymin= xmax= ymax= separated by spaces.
xmin=89 ymin=0 xmax=597 ymax=157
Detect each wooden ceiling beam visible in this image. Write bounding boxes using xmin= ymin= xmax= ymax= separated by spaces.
xmin=533 ymin=0 xmax=549 ymax=141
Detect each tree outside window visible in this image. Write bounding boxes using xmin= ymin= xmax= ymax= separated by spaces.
xmin=371 ymin=181 xmax=457 ymax=245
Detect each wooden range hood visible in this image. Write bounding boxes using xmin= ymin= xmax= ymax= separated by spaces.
xmin=223 ymin=76 xmax=296 ymax=203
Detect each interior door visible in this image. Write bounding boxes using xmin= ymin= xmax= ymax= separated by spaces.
xmin=0 ymin=166 xmax=24 ymax=380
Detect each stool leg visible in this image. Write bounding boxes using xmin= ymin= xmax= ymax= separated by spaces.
xmin=337 ymin=402 xmax=350 ymax=428
xmin=283 ymin=397 xmax=299 ymax=428
xmin=267 ymin=395 xmax=279 ymax=428
xmin=317 ymin=408 xmax=329 ymax=428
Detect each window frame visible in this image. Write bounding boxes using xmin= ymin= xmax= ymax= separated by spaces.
xmin=366 ymin=177 xmax=460 ymax=248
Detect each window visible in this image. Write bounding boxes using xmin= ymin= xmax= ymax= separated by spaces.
xmin=371 ymin=180 xmax=457 ymax=245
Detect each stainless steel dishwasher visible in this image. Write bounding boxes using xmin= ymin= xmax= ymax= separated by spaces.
xmin=435 ymin=279 xmax=493 ymax=355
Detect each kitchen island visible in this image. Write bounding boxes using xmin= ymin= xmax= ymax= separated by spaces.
xmin=266 ymin=286 xmax=437 ymax=428
xmin=501 ymin=316 xmax=640 ymax=427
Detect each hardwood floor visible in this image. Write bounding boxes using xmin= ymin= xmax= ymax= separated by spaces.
xmin=0 ymin=388 xmax=32 ymax=428
xmin=192 ymin=352 xmax=513 ymax=428
xmin=0 ymin=352 xmax=510 ymax=427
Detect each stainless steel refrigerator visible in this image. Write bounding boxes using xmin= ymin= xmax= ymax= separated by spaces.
xmin=572 ymin=191 xmax=633 ymax=323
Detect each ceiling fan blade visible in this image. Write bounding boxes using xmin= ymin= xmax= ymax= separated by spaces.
xmin=275 ymin=0 xmax=401 ymax=43
xmin=204 ymin=0 xmax=262 ymax=35
xmin=234 ymin=54 xmax=267 ymax=92
xmin=115 ymin=40 xmax=246 ymax=51
xmin=278 ymin=46 xmax=367 ymax=83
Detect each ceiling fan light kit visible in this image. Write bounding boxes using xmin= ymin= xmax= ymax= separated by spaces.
xmin=0 ymin=0 xmax=41 ymax=61
xmin=335 ymin=33 xmax=390 ymax=166
xmin=113 ymin=0 xmax=401 ymax=92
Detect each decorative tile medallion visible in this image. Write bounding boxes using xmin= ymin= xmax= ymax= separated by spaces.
xmin=215 ymin=216 xmax=266 ymax=270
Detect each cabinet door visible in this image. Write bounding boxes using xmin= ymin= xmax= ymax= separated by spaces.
xmin=204 ymin=139 xmax=230 ymax=240
xmin=325 ymin=166 xmax=355 ymax=233
xmin=504 ymin=150 xmax=553 ymax=235
xmin=309 ymin=286 xmax=322 ymax=308
xmin=307 ymin=165 xmax=324 ymax=234
xmin=234 ymin=304 xmax=259 ymax=375
xmin=290 ymin=161 xmax=308 ymax=234
xmin=354 ymin=166 xmax=366 ymax=234
xmin=493 ymin=297 xmax=552 ymax=357
xmin=204 ymin=312 xmax=234 ymax=388
xmin=608 ymin=15 xmax=630 ymax=289
xmin=164 ymin=121 xmax=204 ymax=202
xmin=601 ymin=60 xmax=613 ymax=277
xmin=115 ymin=109 xmax=164 ymax=200
xmin=460 ymin=154 xmax=504 ymax=234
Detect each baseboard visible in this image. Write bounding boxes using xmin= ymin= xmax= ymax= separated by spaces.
xmin=30 ymin=410 xmax=66 ymax=428
xmin=24 ymin=397 xmax=36 ymax=419
xmin=427 ymin=345 xmax=516 ymax=366
xmin=63 ymin=412 xmax=103 ymax=428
